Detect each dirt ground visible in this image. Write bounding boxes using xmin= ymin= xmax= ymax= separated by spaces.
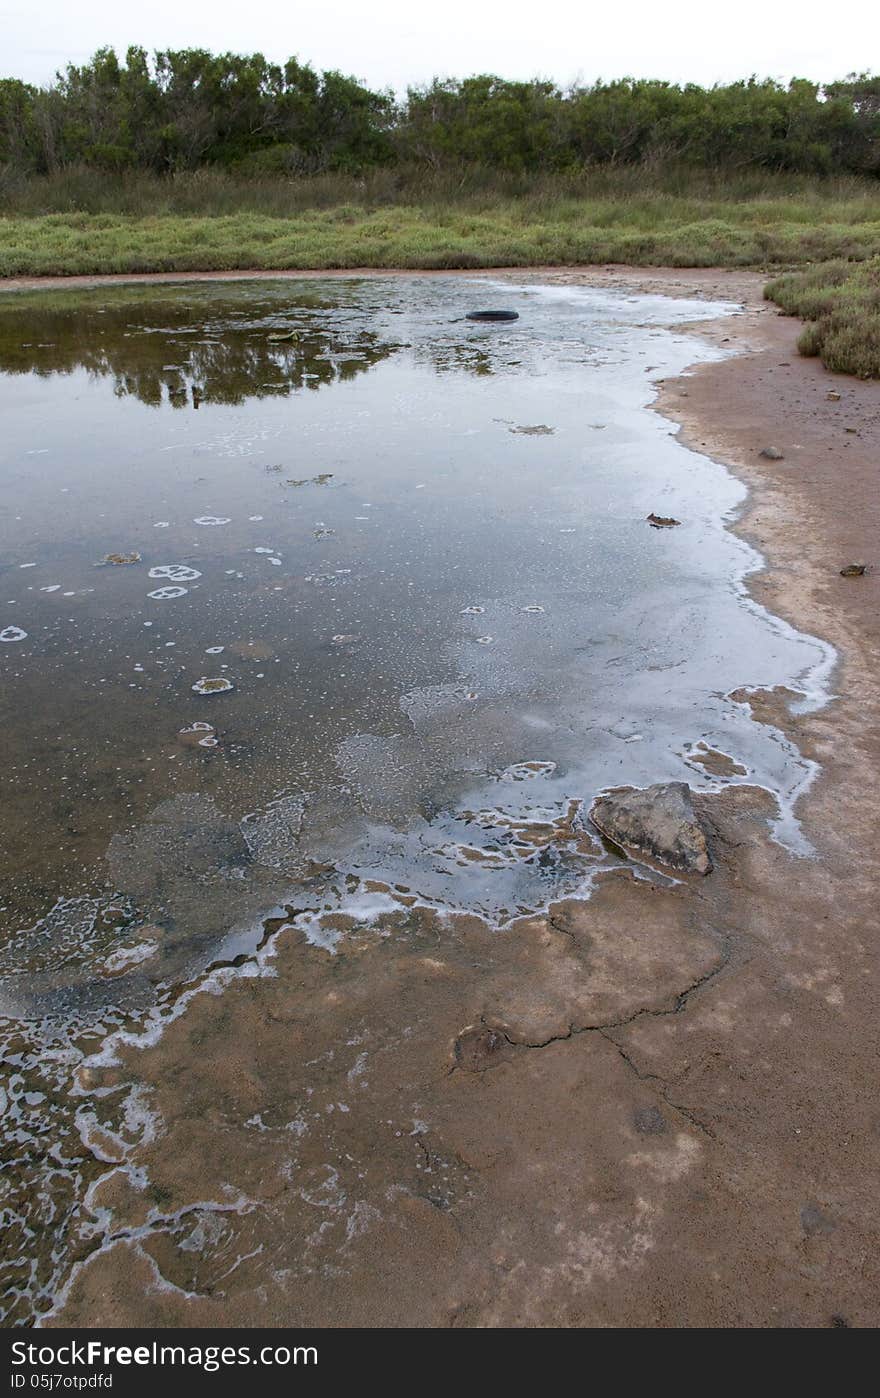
xmin=30 ymin=266 xmax=879 ymax=1329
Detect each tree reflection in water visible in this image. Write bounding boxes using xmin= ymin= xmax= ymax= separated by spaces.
xmin=0 ymin=282 xmax=402 ymax=407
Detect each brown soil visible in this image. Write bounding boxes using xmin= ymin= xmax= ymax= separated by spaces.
xmin=43 ymin=268 xmax=880 ymax=1330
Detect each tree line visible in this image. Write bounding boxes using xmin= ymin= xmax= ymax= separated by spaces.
xmin=1 ymin=47 xmax=878 ymax=178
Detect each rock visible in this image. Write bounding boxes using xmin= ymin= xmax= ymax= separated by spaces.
xmin=759 ymin=447 xmax=785 ymax=460
xmin=465 ymin=310 xmax=519 ymax=322
xmin=839 ymin=563 xmax=867 ymax=577
xmin=590 ymin=781 xmax=712 ymax=875
xmin=647 ymin=512 xmax=680 ymax=528
xmin=100 ymin=551 xmax=141 ymax=566
xmin=191 ymin=676 xmax=234 ymax=694
xmin=826 ymin=390 xmax=841 ymax=401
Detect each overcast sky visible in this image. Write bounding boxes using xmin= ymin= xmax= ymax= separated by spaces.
xmin=1 ymin=0 xmax=877 ymax=91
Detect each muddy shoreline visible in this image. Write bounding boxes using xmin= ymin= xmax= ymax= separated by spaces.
xmin=16 ymin=267 xmax=879 ymax=1328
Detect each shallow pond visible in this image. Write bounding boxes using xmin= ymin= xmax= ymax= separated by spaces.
xmin=0 ymin=275 xmax=832 ymax=1321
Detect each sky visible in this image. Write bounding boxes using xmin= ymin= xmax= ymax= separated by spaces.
xmin=1 ymin=0 xmax=877 ymax=92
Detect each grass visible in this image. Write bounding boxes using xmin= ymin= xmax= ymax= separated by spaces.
xmin=3 ymin=205 xmax=880 ymax=279
xmin=766 ymin=257 xmax=880 ymax=377
xmin=1 ymin=166 xmax=880 ymax=279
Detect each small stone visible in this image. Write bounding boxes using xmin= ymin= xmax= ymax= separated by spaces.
xmin=759 ymin=447 xmax=785 ymax=460
xmin=100 ymin=552 xmax=141 ymax=566
xmin=647 ymin=512 xmax=681 ymax=528
xmin=839 ymin=563 xmax=867 ymax=577
xmin=191 ymin=677 xmax=234 ymax=695
xmin=590 ymin=781 xmax=712 ymax=875
xmin=826 ymin=391 xmax=841 ymax=401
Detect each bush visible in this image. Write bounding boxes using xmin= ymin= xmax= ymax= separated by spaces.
xmin=3 ymin=49 xmax=880 ymax=181
xmin=766 ymin=257 xmax=880 ymax=377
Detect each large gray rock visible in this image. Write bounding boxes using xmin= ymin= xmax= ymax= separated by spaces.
xmin=589 ymin=781 xmax=712 ymax=876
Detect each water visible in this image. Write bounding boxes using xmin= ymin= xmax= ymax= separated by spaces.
xmin=0 ymin=275 xmax=833 ymax=1322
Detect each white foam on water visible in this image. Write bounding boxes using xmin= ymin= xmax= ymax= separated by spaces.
xmin=501 ymin=761 xmax=557 ymax=781
xmin=148 ymin=586 xmax=187 ymax=600
xmin=102 ymin=941 xmax=158 ymax=974
xmin=148 ymin=564 xmax=202 ymax=581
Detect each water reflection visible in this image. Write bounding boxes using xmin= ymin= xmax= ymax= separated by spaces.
xmin=0 ymin=284 xmax=401 ymax=407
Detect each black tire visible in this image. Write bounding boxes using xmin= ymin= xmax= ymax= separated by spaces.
xmin=465 ymin=310 xmax=520 ymax=322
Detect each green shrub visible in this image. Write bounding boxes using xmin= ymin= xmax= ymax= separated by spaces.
xmin=766 ymin=257 xmax=880 ymax=376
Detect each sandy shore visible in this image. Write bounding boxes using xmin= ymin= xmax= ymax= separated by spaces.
xmin=36 ymin=267 xmax=880 ymax=1328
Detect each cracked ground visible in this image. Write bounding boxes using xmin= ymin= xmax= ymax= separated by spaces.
xmin=48 ymin=779 xmax=879 ymax=1328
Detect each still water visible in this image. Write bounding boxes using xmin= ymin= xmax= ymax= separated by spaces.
xmin=0 ymin=275 xmax=832 ymax=1321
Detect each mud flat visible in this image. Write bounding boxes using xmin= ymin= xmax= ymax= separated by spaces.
xmin=4 ymin=269 xmax=877 ymax=1328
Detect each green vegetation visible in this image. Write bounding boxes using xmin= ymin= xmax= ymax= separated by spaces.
xmin=2 ymin=171 xmax=880 ymax=277
xmin=2 ymin=49 xmax=879 ymax=177
xmin=766 ymin=258 xmax=880 ymax=376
